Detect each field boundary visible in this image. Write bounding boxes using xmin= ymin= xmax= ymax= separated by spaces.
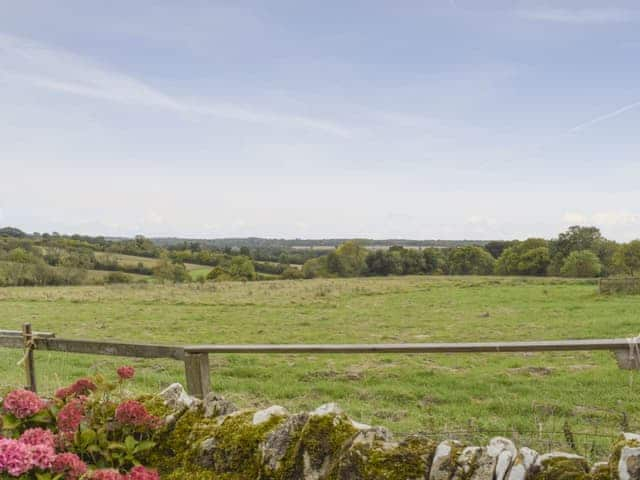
xmin=1 ymin=323 xmax=638 ymax=399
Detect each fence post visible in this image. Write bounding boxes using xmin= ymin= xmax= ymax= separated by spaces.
xmin=22 ymin=323 xmax=37 ymax=392
xmin=184 ymin=352 xmax=211 ymax=399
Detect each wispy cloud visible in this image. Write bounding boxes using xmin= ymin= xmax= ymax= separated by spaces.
xmin=0 ymin=32 xmax=353 ymax=138
xmin=569 ymin=99 xmax=640 ymax=132
xmin=517 ymin=7 xmax=635 ymax=24
xmin=563 ymin=211 xmax=639 ymax=226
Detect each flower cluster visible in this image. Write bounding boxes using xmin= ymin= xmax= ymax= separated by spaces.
xmin=0 ymin=432 xmax=61 ymax=477
xmin=86 ymin=465 xmax=160 ymax=480
xmin=55 ymin=378 xmax=97 ymax=400
xmin=0 ymin=367 xmax=160 ymax=479
xmin=117 ymin=366 xmax=135 ymax=380
xmin=52 ymin=452 xmax=88 ymax=480
xmin=57 ymin=398 xmax=86 ymax=433
xmin=115 ymin=400 xmax=158 ymax=428
xmin=2 ymin=389 xmax=47 ymax=419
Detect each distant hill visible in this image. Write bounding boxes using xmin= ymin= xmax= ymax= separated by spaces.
xmin=150 ymin=237 xmax=488 ymax=249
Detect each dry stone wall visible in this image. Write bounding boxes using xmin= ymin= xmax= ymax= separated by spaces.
xmin=142 ymin=383 xmax=640 ymax=480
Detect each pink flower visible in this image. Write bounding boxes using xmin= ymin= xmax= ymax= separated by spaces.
xmin=114 ymin=400 xmax=158 ymax=428
xmin=28 ymin=443 xmax=55 ymax=469
xmin=56 ymin=399 xmax=85 ymax=433
xmin=0 ymin=437 xmax=32 ymax=477
xmin=90 ymin=468 xmax=127 ymax=480
xmin=56 ymin=378 xmax=97 ymax=401
xmin=127 ymin=465 xmax=160 ymax=480
xmin=117 ymin=366 xmax=135 ymax=380
xmin=19 ymin=428 xmax=56 ymax=448
xmin=52 ymin=452 xmax=87 ymax=480
xmin=2 ymin=389 xmax=47 ymax=419
xmin=55 ymin=387 xmax=73 ymax=400
xmin=70 ymin=378 xmax=97 ymax=396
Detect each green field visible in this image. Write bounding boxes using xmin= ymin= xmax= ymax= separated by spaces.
xmin=94 ymin=251 xmax=206 ymax=271
xmin=0 ymin=276 xmax=638 ymax=458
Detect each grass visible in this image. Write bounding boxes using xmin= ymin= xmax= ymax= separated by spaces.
xmin=0 ymin=276 xmax=638 ymax=459
xmin=94 ymin=252 xmax=205 ymax=271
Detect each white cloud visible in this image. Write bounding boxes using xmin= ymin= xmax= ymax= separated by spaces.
xmin=467 ymin=215 xmax=497 ymax=226
xmin=563 ymin=212 xmax=587 ymax=224
xmin=0 ymin=32 xmax=353 ymax=138
xmin=517 ymin=8 xmax=635 ymax=24
xmin=563 ymin=211 xmax=639 ymax=226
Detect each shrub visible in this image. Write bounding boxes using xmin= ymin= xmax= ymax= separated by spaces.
xmin=560 ymin=250 xmax=602 ymax=278
xmin=447 ymin=246 xmax=495 ymax=275
xmin=0 ymin=367 xmax=160 ymax=479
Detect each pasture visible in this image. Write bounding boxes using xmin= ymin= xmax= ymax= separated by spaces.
xmin=0 ymin=276 xmax=638 ymax=458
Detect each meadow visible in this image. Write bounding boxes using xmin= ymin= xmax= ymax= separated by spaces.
xmin=0 ymin=275 xmax=638 ymax=459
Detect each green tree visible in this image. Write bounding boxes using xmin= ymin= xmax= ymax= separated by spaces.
xmin=560 ymin=250 xmax=602 ymax=278
xmin=484 ymin=241 xmax=515 ymax=259
xmin=365 ymin=250 xmax=402 ymax=276
xmin=422 ymin=248 xmax=444 ymax=274
xmin=613 ymin=240 xmax=640 ymax=275
xmin=447 ymin=246 xmax=495 ymax=275
xmin=302 ymin=256 xmax=329 ymax=278
xmin=326 ymin=241 xmax=368 ymax=277
xmin=228 ymin=256 xmax=257 ymax=280
xmin=495 ymin=239 xmax=550 ymax=276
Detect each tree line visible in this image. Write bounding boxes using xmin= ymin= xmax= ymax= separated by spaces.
xmin=301 ymin=226 xmax=640 ymax=279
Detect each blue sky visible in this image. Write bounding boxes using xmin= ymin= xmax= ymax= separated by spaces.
xmin=1 ymin=0 xmax=639 ymax=240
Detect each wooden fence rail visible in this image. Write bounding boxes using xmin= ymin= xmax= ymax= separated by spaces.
xmin=0 ymin=324 xmax=638 ymax=399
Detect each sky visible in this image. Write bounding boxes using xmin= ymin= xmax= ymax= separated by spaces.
xmin=1 ymin=0 xmax=639 ymax=241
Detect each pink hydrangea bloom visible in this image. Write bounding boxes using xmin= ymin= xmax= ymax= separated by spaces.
xmin=90 ymin=468 xmax=127 ymax=480
xmin=28 ymin=443 xmax=55 ymax=469
xmin=19 ymin=428 xmax=56 ymax=448
xmin=127 ymin=465 xmax=160 ymax=480
xmin=55 ymin=386 xmax=73 ymax=400
xmin=115 ymin=400 xmax=158 ymax=428
xmin=57 ymin=398 xmax=85 ymax=432
xmin=0 ymin=437 xmax=32 ymax=477
xmin=52 ymin=452 xmax=87 ymax=480
xmin=117 ymin=366 xmax=135 ymax=380
xmin=2 ymin=389 xmax=47 ymax=419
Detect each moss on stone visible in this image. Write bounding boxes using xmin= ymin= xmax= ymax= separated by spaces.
xmin=532 ymin=456 xmax=590 ymax=480
xmin=362 ymin=435 xmax=437 ymax=480
xmin=204 ymin=411 xmax=285 ymax=479
xmin=609 ymin=436 xmax=640 ymax=480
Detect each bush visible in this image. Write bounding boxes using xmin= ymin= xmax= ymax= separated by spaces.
xmin=302 ymin=256 xmax=329 ymax=279
xmin=447 ymin=246 xmax=495 ymax=275
xmin=0 ymin=367 xmax=161 ymax=479
xmin=560 ymin=250 xmax=602 ymax=278
xmin=104 ymin=272 xmax=132 ymax=284
xmin=495 ymin=239 xmax=550 ymax=276
xmin=280 ymin=267 xmax=304 ymax=279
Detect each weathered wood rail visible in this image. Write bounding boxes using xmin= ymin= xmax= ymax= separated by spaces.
xmin=0 ymin=324 xmax=637 ymax=399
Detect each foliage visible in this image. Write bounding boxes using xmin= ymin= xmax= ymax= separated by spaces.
xmin=612 ymin=240 xmax=640 ymax=275
xmin=151 ymin=255 xmax=190 ymax=283
xmin=560 ymin=250 xmax=602 ymax=278
xmin=326 ymin=241 xmax=368 ymax=277
xmin=484 ymin=240 xmax=516 ymax=259
xmin=0 ymin=368 xmax=160 ymax=479
xmin=206 ymin=256 xmax=256 ymax=281
xmin=447 ymin=246 xmax=495 ymax=275
xmin=302 ymin=257 xmax=329 ymax=279
xmin=495 ymin=239 xmax=550 ymax=276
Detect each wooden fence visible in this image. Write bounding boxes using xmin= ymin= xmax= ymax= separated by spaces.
xmin=0 ymin=323 xmax=638 ymax=399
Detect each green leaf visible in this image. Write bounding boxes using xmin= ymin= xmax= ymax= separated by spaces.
xmin=134 ymin=440 xmax=156 ymax=453
xmin=124 ymin=435 xmax=137 ymax=451
xmin=1 ymin=413 xmax=19 ymax=430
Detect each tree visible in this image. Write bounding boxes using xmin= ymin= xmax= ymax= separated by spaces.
xmin=484 ymin=241 xmax=515 ymax=259
xmin=365 ymin=250 xmax=402 ymax=276
xmin=302 ymin=256 xmax=329 ymax=279
xmin=548 ymin=226 xmax=606 ymax=275
xmin=495 ymin=239 xmax=550 ymax=276
xmin=0 ymin=227 xmax=27 ymax=238
xmin=560 ymin=250 xmax=602 ymax=278
xmin=613 ymin=240 xmax=640 ymax=275
xmin=153 ymin=254 xmax=190 ymax=283
xmin=326 ymin=241 xmax=368 ymax=277
xmin=228 ymin=256 xmax=257 ymax=281
xmin=447 ymin=246 xmax=495 ymax=275
xmin=422 ymin=248 xmax=444 ymax=274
